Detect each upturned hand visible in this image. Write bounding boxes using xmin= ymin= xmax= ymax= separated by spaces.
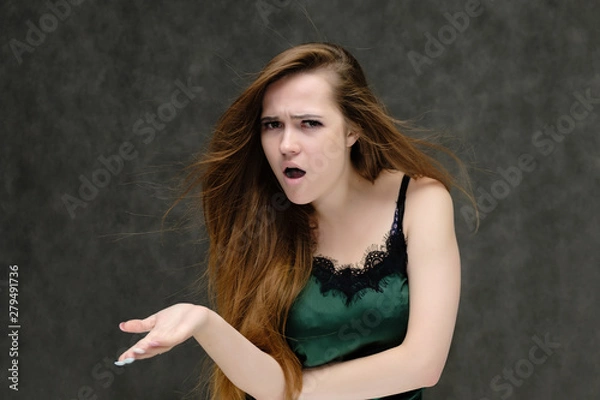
xmin=114 ymin=303 xmax=209 ymax=366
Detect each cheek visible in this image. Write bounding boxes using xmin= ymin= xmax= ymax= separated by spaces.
xmin=260 ymin=136 xmax=277 ymax=165
xmin=321 ymin=136 xmax=346 ymax=161
xmin=260 ymin=135 xmax=271 ymax=156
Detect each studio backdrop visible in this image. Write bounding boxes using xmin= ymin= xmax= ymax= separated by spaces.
xmin=1 ymin=0 xmax=598 ymax=399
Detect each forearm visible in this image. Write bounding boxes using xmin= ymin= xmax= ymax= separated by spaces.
xmin=300 ymin=344 xmax=435 ymax=400
xmin=193 ymin=306 xmax=286 ymax=400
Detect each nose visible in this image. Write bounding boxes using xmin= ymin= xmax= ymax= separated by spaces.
xmin=279 ymin=126 xmax=300 ymax=155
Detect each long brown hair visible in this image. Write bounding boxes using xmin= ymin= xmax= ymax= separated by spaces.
xmin=165 ymin=42 xmax=479 ymax=400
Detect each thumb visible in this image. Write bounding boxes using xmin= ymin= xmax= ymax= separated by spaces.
xmin=119 ymin=314 xmax=157 ymax=333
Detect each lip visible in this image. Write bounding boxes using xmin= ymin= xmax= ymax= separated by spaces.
xmin=281 ymin=162 xmax=306 ymax=185
xmin=283 ymin=174 xmax=305 ymax=186
xmin=281 ymin=161 xmax=304 ymax=172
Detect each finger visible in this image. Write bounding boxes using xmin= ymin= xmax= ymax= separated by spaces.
xmin=115 ymin=345 xmax=170 ymax=365
xmin=118 ymin=314 xmax=157 ymax=333
xmin=115 ymin=339 xmax=169 ymax=365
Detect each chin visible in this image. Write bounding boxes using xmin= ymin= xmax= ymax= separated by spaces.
xmin=280 ymin=190 xmax=312 ymax=206
xmin=284 ymin=196 xmax=312 ymax=206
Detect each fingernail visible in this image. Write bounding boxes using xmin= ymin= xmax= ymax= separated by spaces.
xmin=114 ymin=357 xmax=135 ymax=367
xmin=133 ymin=348 xmax=145 ymax=355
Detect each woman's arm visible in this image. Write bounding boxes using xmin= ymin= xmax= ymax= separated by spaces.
xmin=195 ymin=307 xmax=287 ymax=400
xmin=115 ymin=304 xmax=286 ymax=400
xmin=299 ymin=177 xmax=461 ymax=400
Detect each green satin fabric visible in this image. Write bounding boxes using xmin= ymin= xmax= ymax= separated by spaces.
xmin=286 ymin=271 xmax=411 ymax=367
xmin=285 ymin=271 xmax=423 ymax=400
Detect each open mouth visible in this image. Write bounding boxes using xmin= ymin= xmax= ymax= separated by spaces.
xmin=284 ymin=167 xmax=306 ymax=179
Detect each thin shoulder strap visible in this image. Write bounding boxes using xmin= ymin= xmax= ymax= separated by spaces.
xmin=396 ymin=174 xmax=411 ymax=229
xmin=391 ymin=174 xmax=410 ymax=236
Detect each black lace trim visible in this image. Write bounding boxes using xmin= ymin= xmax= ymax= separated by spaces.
xmin=312 ymin=230 xmax=408 ymax=306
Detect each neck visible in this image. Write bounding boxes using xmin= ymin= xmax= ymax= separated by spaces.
xmin=311 ymin=167 xmax=372 ymax=231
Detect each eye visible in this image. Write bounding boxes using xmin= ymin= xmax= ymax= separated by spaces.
xmin=262 ymin=121 xmax=281 ymax=130
xmin=302 ymin=120 xmax=322 ymax=128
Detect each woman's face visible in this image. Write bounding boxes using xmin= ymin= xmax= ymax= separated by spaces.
xmin=260 ymin=70 xmax=358 ymax=206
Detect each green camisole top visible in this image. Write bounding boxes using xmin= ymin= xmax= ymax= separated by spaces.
xmin=284 ymin=174 xmax=423 ymax=400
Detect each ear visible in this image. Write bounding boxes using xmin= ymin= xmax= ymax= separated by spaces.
xmin=346 ymin=128 xmax=359 ymax=147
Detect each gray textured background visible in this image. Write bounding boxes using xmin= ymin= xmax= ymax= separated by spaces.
xmin=1 ymin=0 xmax=599 ymax=399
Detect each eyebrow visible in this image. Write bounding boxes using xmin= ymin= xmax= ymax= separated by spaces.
xmin=260 ymin=114 xmax=323 ymax=123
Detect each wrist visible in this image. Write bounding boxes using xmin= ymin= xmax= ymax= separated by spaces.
xmin=191 ymin=304 xmax=212 ymax=338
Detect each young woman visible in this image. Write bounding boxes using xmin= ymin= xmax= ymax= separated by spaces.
xmin=115 ymin=42 xmax=477 ymax=400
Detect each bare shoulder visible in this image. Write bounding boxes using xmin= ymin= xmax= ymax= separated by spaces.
xmin=406 ymin=175 xmax=449 ymax=196
xmin=404 ymin=175 xmax=454 ymax=238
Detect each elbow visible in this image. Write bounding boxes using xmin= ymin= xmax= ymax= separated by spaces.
xmin=420 ymin=368 xmax=442 ymax=388
xmin=419 ymin=359 xmax=446 ymax=388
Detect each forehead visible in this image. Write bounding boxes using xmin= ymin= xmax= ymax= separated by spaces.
xmin=261 ymin=70 xmax=338 ymax=115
